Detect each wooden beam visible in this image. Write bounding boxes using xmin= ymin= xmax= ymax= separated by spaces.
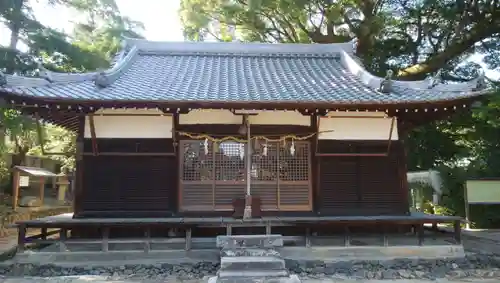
xmin=88 ymin=114 xmax=98 ymax=156
xmin=81 ymin=152 xmax=175 ymax=156
xmin=315 ymin=153 xmax=388 ymax=157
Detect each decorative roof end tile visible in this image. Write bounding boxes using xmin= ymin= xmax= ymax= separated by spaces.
xmin=351 ymin=38 xmax=359 ymax=55
xmin=427 ymin=70 xmax=443 ymax=89
xmin=37 ymin=62 xmax=53 ymax=83
xmin=379 ymin=70 xmax=393 ymax=94
xmin=474 ymin=69 xmax=487 ymax=91
xmin=0 ymin=71 xmax=6 ymax=86
xmin=94 ymin=71 xmax=110 ymax=88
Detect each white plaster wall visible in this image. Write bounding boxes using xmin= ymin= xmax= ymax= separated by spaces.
xmin=179 ymin=109 xmax=310 ymax=126
xmin=179 ymin=109 xmax=242 ymax=124
xmin=249 ymin=110 xmax=310 ymax=126
xmin=84 ymin=108 xmax=173 ymax=138
xmin=319 ymin=112 xmax=398 ymax=140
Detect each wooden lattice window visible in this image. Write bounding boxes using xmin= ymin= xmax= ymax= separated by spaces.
xmin=251 ymin=140 xmax=311 ymax=211
xmin=180 ymin=140 xmax=246 ymax=211
xmin=179 ymin=139 xmax=311 ymax=212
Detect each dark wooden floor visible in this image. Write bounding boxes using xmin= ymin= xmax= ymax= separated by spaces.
xmin=15 ymin=211 xmax=461 ymax=227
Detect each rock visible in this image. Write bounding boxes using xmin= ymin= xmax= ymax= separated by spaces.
xmin=19 ymin=196 xmax=42 ymax=207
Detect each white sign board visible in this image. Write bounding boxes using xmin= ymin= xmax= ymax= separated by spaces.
xmin=19 ymin=176 xmax=30 ymax=187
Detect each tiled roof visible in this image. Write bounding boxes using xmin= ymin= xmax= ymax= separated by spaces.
xmin=0 ymin=39 xmax=489 ymax=105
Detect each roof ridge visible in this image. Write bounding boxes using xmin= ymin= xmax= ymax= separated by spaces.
xmin=124 ymin=37 xmax=356 ymax=55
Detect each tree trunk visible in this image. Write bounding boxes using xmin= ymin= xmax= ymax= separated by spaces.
xmin=5 ymin=0 xmax=24 ymax=74
xmin=397 ymin=25 xmax=492 ymax=80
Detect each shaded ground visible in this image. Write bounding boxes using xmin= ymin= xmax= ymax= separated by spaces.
xmin=461 ymin=232 xmax=500 ymax=255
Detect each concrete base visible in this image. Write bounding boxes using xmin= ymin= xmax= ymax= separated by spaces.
xmin=279 ymin=245 xmax=466 ymax=261
xmin=6 ymin=245 xmax=464 ymax=267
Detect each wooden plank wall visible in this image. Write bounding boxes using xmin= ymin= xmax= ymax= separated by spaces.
xmin=317 ymin=140 xmax=408 ymax=216
xmin=79 ymin=138 xmax=177 ymax=217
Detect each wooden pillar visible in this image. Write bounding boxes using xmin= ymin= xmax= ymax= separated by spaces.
xmin=185 ymin=227 xmax=192 ymax=251
xmin=12 ymin=170 xmax=20 ymax=211
xmin=41 ymin=227 xmax=47 ymax=240
xmin=453 ymin=220 xmax=462 ymax=244
xmin=59 ymin=228 xmax=68 ymax=252
xmin=101 ymin=227 xmax=109 ymax=252
xmin=17 ymin=224 xmax=26 ymax=253
xmin=39 ymin=177 xmax=45 ymax=205
xmin=73 ymin=117 xmax=85 ymax=217
xmin=344 ymin=226 xmax=350 ymax=247
xmin=144 ymin=227 xmax=151 ymax=253
xmin=397 ymin=121 xmax=411 ymax=214
xmin=311 ymin=115 xmax=319 ymax=214
xmin=172 ymin=113 xmax=180 ymax=214
xmin=417 ymin=224 xmax=424 ymax=246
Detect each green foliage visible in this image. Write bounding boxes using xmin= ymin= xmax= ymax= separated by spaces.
xmin=0 ymin=0 xmax=144 ymax=189
xmin=179 ymin=0 xmax=500 ymax=78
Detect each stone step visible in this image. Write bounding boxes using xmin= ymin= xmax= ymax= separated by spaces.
xmin=221 ymin=248 xmax=280 ymax=257
xmin=220 ymin=256 xmax=286 ymax=270
xmin=217 ymin=269 xmax=290 ymax=278
xmin=216 ymin=234 xmax=283 ymax=249
xmin=211 ymin=274 xmax=301 ymax=283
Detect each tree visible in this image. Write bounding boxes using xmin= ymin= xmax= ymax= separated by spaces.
xmin=179 ymin=0 xmax=500 ymax=79
xmin=0 ymin=0 xmax=144 ymax=193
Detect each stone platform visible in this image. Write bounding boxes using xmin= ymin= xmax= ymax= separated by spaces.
xmin=210 ymin=234 xmax=301 ymax=283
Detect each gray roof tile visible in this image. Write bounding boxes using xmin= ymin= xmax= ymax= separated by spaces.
xmin=0 ymin=39 xmax=489 ymax=105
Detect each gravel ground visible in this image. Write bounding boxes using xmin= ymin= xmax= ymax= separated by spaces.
xmin=1 ymin=255 xmax=500 ymax=281
xmin=2 ymin=234 xmax=500 ymax=282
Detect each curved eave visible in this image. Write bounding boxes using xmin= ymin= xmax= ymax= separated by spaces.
xmin=339 ymin=50 xmax=484 ymax=94
xmin=1 ymin=88 xmax=489 ymax=110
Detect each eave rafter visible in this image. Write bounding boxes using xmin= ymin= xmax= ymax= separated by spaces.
xmin=1 ymin=89 xmax=484 ymax=135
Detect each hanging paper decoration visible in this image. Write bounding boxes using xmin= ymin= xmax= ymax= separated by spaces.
xmin=204 ymin=138 xmax=209 ymax=155
xmin=239 ymin=143 xmax=245 ymax=160
xmin=263 ymin=141 xmax=268 ymax=157
xmin=290 ymin=140 xmax=296 ymax=156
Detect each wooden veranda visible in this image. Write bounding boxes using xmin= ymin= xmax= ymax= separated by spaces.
xmin=14 ymin=212 xmax=463 ymax=253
